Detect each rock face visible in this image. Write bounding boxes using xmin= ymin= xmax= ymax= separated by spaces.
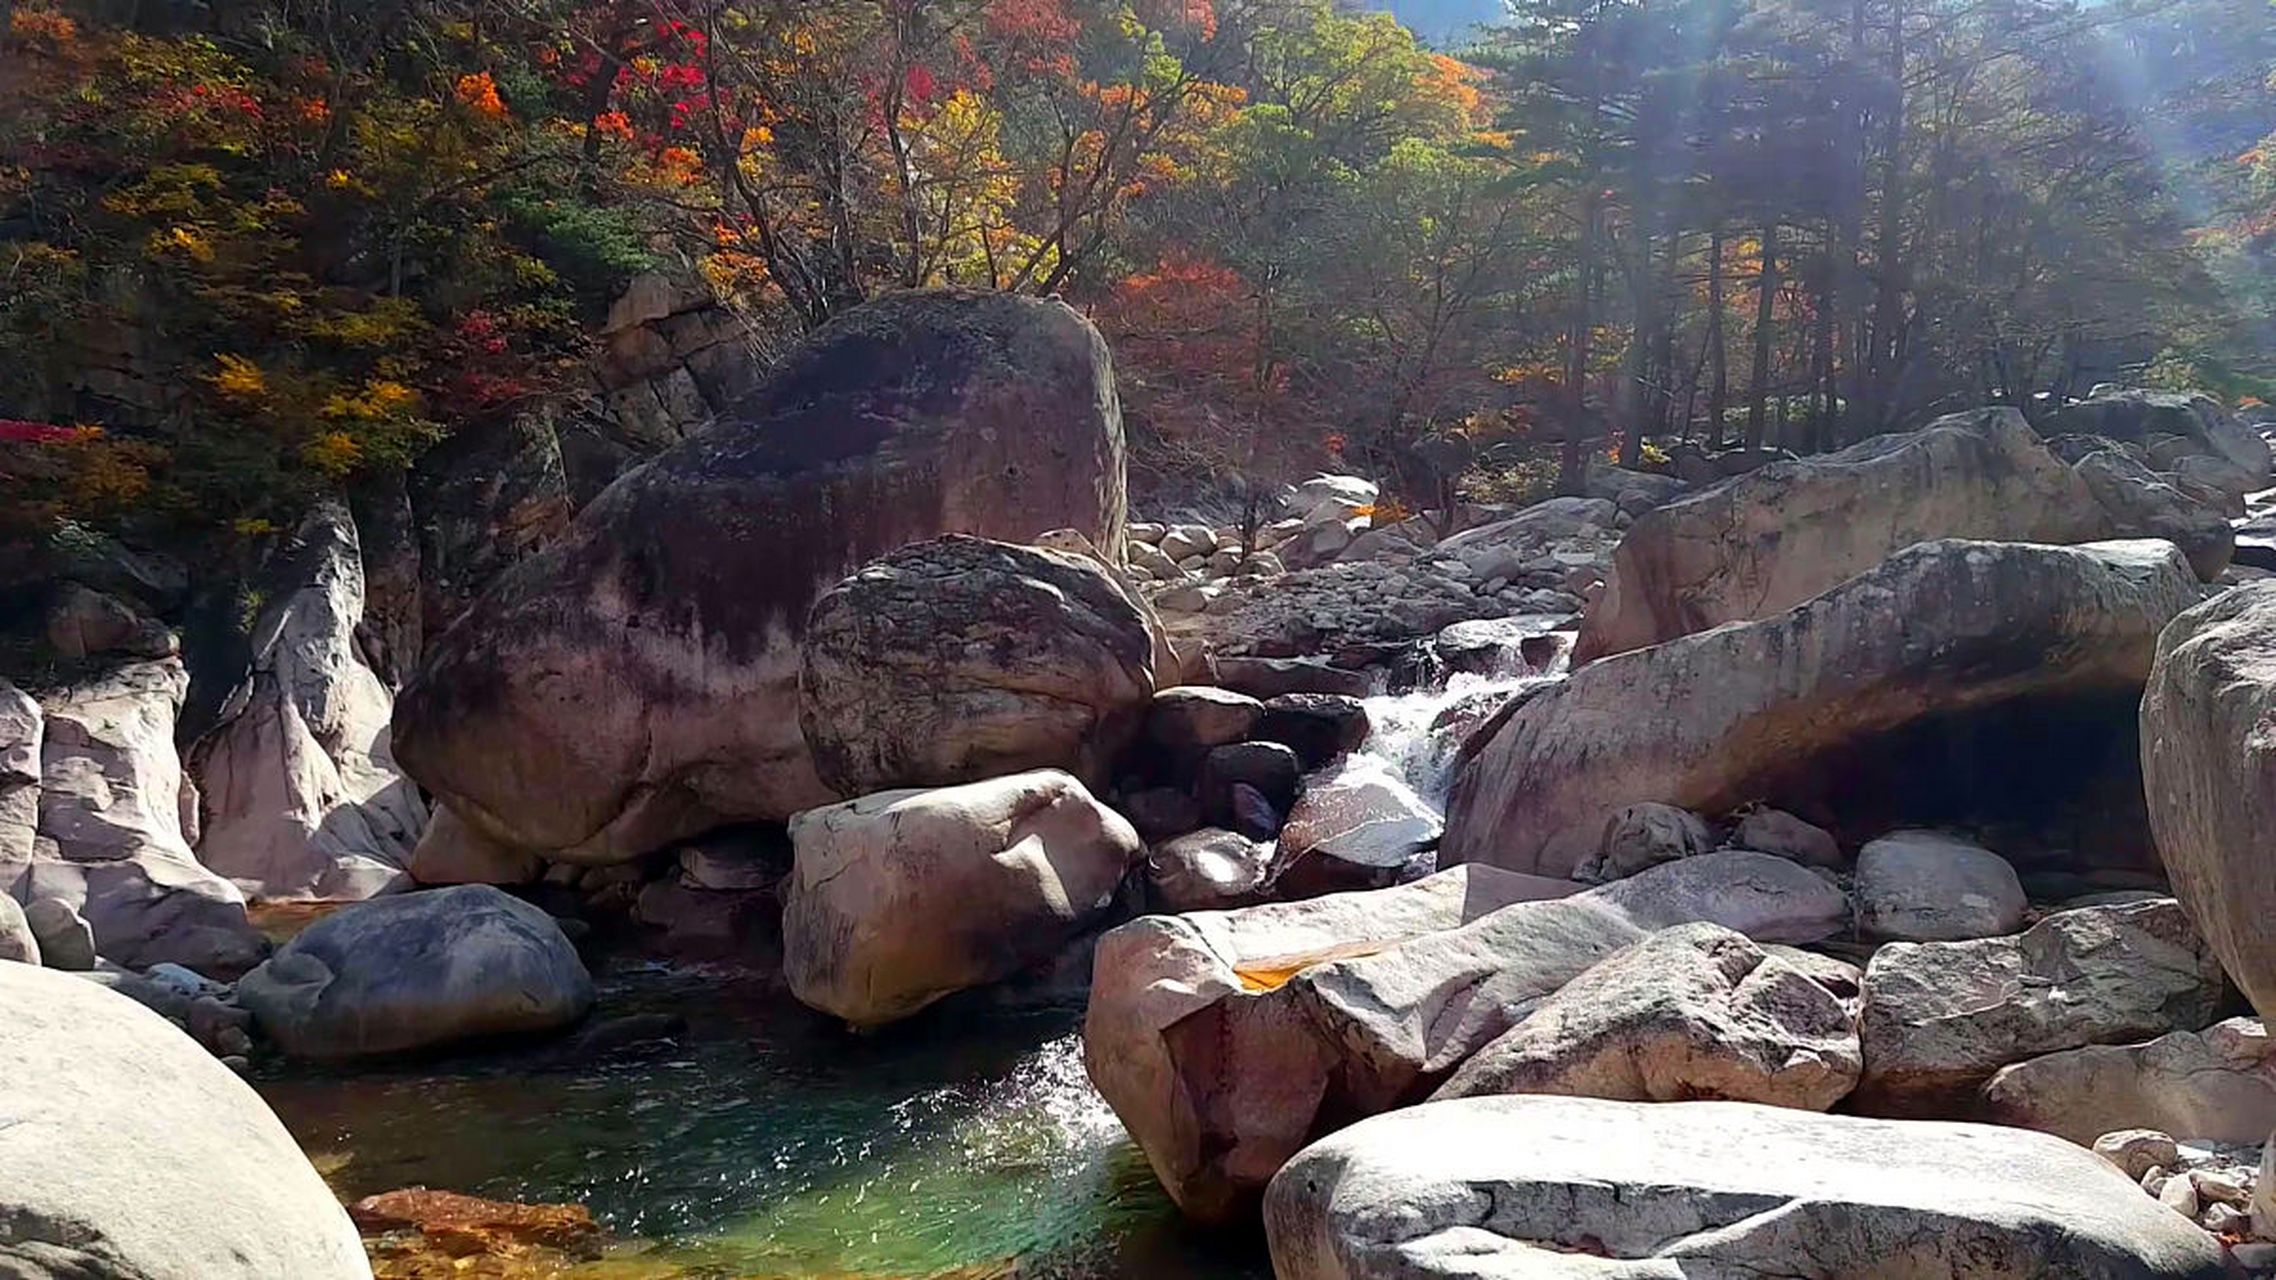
xmin=2074 ymin=447 xmax=2235 ymax=580
xmin=236 ymin=884 xmax=592 ymax=1059
xmin=187 ymin=503 xmax=425 ymax=900
xmin=798 ymin=536 xmax=1154 ymax=797
xmin=1085 ymin=852 xmax=1840 ymax=1222
xmin=1574 ymin=409 xmax=2110 ymax=661
xmin=1854 ymin=900 xmax=2224 ymax=1115
xmin=1984 ymin=1017 xmax=2276 ymax=1145
xmin=2045 ymin=389 xmax=2273 ymax=500
xmin=1433 ymin=923 xmax=1861 ymax=1110
xmin=0 ymin=960 xmax=370 ymax=1278
xmin=393 ymin=289 xmax=1126 ymax=865
xmin=1270 ymin=756 xmax=1441 ymax=899
xmin=1262 ymin=1095 xmax=2228 ymax=1280
xmin=1444 ymin=539 xmax=2200 ymax=878
xmin=1854 ymin=829 xmax=2027 ymax=941
xmin=782 ymin=770 xmax=1140 ymax=1027
xmin=2142 ymin=581 xmax=2276 ymax=1024
xmin=7 ymin=661 xmax=265 ymax=974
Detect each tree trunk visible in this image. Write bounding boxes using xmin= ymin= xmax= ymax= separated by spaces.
xmin=1746 ymin=220 xmax=1780 ymax=452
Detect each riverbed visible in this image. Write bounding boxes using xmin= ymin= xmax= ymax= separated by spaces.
xmin=259 ymin=962 xmax=1269 ymax=1278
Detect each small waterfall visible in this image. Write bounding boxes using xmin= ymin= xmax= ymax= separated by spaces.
xmin=1358 ymin=633 xmax=1572 ymax=810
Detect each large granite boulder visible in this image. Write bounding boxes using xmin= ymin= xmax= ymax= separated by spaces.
xmin=1983 ymin=1016 xmax=2276 ymax=1145
xmin=2044 ymin=388 xmax=2272 ymax=501
xmin=188 ymin=503 xmax=425 ymax=900
xmin=236 ymin=884 xmax=592 ymax=1059
xmin=7 ymin=661 xmax=265 ymax=974
xmin=799 ymin=536 xmax=1154 ymax=797
xmin=2142 ymin=580 xmax=2276 ymax=1023
xmin=393 ymin=289 xmax=1126 ymax=865
xmin=1085 ymin=851 xmax=1841 ymax=1222
xmin=1270 ymin=755 xmax=1442 ymax=899
xmin=0 ymin=960 xmax=370 ymax=1278
xmin=1433 ymin=922 xmax=1860 ymax=1110
xmin=1854 ymin=899 xmax=2224 ymax=1116
xmin=783 ymin=770 xmax=1141 ymax=1027
xmin=1574 ymin=408 xmax=2110 ymax=662
xmin=1263 ymin=1095 xmax=2228 ymax=1280
xmin=1853 ymin=829 xmax=2027 ymax=942
xmin=2073 ymin=446 xmax=2235 ymax=580
xmin=1444 ymin=539 xmax=2200 ymax=878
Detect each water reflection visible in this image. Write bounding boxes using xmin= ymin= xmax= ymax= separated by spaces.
xmin=257 ymin=965 xmax=1266 ymax=1279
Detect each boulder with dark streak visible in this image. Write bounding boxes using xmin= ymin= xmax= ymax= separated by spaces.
xmin=392 ymin=290 xmax=1126 ymax=865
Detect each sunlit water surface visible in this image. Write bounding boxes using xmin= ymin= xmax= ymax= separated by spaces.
xmin=258 ymin=968 xmax=1267 ymax=1279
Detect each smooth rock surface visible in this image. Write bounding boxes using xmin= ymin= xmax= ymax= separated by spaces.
xmin=1575 ymin=408 xmax=2111 ymax=661
xmin=13 ymin=661 xmax=265 ymax=974
xmin=1984 ymin=1016 xmax=2276 ymax=1144
xmin=1270 ymin=756 xmax=1441 ymax=900
xmin=0 ymin=892 xmax=39 ymax=964
xmin=1434 ymin=922 xmax=1860 ymax=1110
xmin=237 ymin=884 xmax=592 ymax=1059
xmin=1086 ymin=852 xmax=1840 ymax=1222
xmin=0 ymin=960 xmax=370 ymax=1279
xmin=1732 ymin=806 xmax=1844 ymax=867
xmin=1148 ymin=827 xmax=1276 ymax=912
xmin=2142 ymin=580 xmax=2276 ymax=1023
xmin=799 ymin=536 xmax=1154 ymax=796
xmin=393 ymin=290 xmax=1126 ymax=864
xmin=1263 ymin=1095 xmax=2228 ymax=1280
xmin=1146 ymin=686 xmax=1265 ymax=751
xmin=1856 ymin=899 xmax=2225 ymax=1115
xmin=188 ymin=502 xmax=424 ymax=900
xmin=784 ymin=770 xmax=1140 ymax=1027
xmin=1446 ymin=539 xmax=2200 ymax=877
xmin=1855 ymin=829 xmax=2028 ymax=941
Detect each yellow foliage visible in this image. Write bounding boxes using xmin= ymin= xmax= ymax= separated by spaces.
xmin=300 ymin=431 xmax=364 ymax=478
xmin=209 ymin=353 xmax=267 ymax=401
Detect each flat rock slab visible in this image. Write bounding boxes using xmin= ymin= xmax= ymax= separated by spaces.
xmin=1856 ymin=899 xmax=2224 ymax=1116
xmin=1265 ymin=1095 xmax=2229 ymax=1280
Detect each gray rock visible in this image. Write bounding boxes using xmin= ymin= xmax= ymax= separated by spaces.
xmin=1199 ymin=741 xmax=1302 ymax=827
xmin=1855 ymin=829 xmax=2028 ymax=941
xmin=16 ymin=660 xmax=266 ymax=975
xmin=1271 ymin=757 xmax=1440 ymax=900
xmin=0 ymin=892 xmax=39 ymax=964
xmin=2142 ymin=581 xmax=2276 ymax=1025
xmin=23 ymin=896 xmax=94 ymax=970
xmin=1984 ymin=1016 xmax=2276 ymax=1144
xmin=1147 ymin=685 xmax=1265 ymax=751
xmin=2074 ymin=446 xmax=2235 ymax=579
xmin=238 ymin=884 xmax=593 ymax=1059
xmin=0 ymin=961 xmax=369 ymax=1278
xmin=1576 ymin=802 xmax=1711 ymax=882
xmin=1856 ymin=899 xmax=2225 ymax=1115
xmin=783 ymin=770 xmax=1140 ymax=1027
xmin=800 ymin=536 xmax=1155 ymax=797
xmin=392 ymin=290 xmax=1128 ymax=864
xmin=1252 ymin=694 xmax=1370 ymax=768
xmin=1577 ymin=409 xmax=2113 ymax=661
xmin=1434 ymin=922 xmax=1860 ymax=1111
xmin=1263 ymin=1095 xmax=2228 ymax=1280
xmin=2094 ymin=1128 xmax=2180 ymax=1180
xmin=1731 ymin=806 xmax=1843 ymax=867
xmin=1148 ymin=828 xmax=1275 ymax=912
xmin=1087 ymin=851 xmax=1841 ymax=1222
xmin=43 ymin=581 xmax=175 ymax=660
xmin=1446 ymin=539 xmax=2200 ymax=878
xmin=188 ymin=502 xmax=424 ymax=900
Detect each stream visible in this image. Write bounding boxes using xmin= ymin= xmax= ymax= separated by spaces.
xmin=256 ymin=656 xmax=1558 ymax=1279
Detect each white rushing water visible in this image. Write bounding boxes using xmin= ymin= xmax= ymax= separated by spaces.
xmin=1358 ymin=630 xmax=1572 ymax=810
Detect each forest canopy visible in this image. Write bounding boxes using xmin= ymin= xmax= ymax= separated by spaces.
xmin=0 ymin=0 xmax=2271 ymax=547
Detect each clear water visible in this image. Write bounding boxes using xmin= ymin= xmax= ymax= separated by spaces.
xmin=257 ymin=965 xmax=1268 ymax=1279
xmin=254 ymin=627 xmax=1568 ymax=1280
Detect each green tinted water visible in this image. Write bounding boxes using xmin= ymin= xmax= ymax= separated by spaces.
xmin=256 ymin=963 xmax=1267 ymax=1279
